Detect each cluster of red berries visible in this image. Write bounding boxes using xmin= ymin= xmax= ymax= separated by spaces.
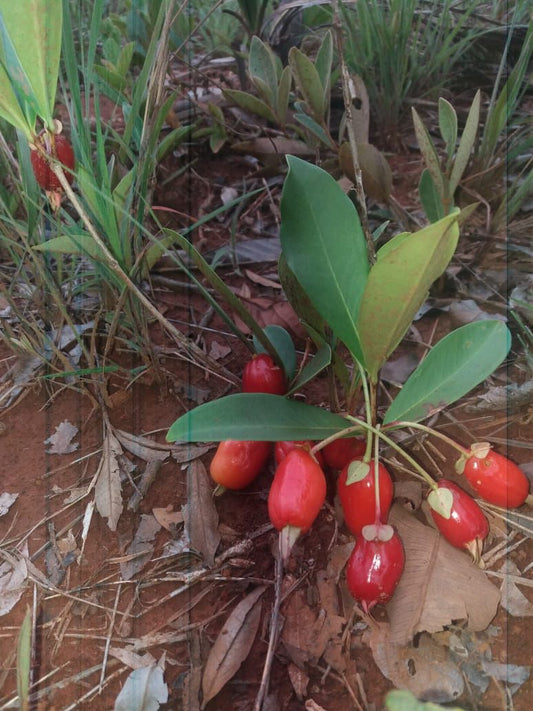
xmin=209 ymin=353 xmax=531 ymax=613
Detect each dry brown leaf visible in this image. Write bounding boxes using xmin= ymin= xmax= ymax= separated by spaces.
xmin=0 ymin=492 xmax=18 ymax=517
xmin=183 ymin=460 xmax=220 ymax=567
xmin=114 ymin=428 xmax=170 ymax=462
xmin=152 ymin=506 xmax=184 ymax=532
xmin=305 ymin=701 xmax=328 ymax=711
xmin=288 ymin=662 xmax=309 ymax=701
xmin=44 ymin=420 xmax=79 ymax=454
xmin=120 ymin=514 xmax=161 ymax=581
xmin=366 ymin=623 xmax=464 ymax=703
xmin=208 ymin=341 xmax=232 ymax=361
xmin=244 ymin=269 xmax=283 ymax=290
xmin=172 ymin=444 xmax=212 ymax=464
xmin=108 ymin=647 xmax=157 ymax=669
xmin=387 ymin=505 xmax=500 ymax=645
xmin=94 ymin=430 xmax=125 ymax=531
xmin=499 ymin=560 xmax=533 ymax=617
xmin=201 ymin=586 xmax=266 ymax=707
xmin=0 ymin=546 xmax=28 ymax=617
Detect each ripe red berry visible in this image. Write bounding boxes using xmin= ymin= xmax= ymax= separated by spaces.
xmin=209 ymin=440 xmax=271 ymax=490
xmin=322 ymin=437 xmax=366 ymax=470
xmin=242 ymin=354 xmax=287 ymax=395
xmin=429 ymin=480 xmax=489 ymax=554
xmin=461 ymin=448 xmax=530 ymax=508
xmin=337 ymin=460 xmax=394 ymax=536
xmin=30 ymin=132 xmax=75 ymax=191
xmin=274 ymin=440 xmax=324 ymax=467
xmin=346 ymin=527 xmax=405 ymax=612
xmin=268 ymin=448 xmax=326 ymax=559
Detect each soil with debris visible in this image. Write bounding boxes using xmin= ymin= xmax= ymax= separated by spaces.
xmin=1 ymin=111 xmax=533 ymax=711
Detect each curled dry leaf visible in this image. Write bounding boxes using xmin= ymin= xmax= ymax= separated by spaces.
xmin=499 ymin=560 xmax=533 ymax=617
xmin=114 ymin=429 xmax=170 ymax=462
xmin=120 ymin=515 xmax=161 ymax=581
xmin=108 ymin=647 xmax=157 ymax=670
xmin=366 ymin=624 xmax=464 ymax=704
xmin=201 ymin=586 xmax=266 ymax=707
xmin=0 ymin=546 xmax=28 ymax=617
xmin=152 ymin=506 xmax=184 ymax=532
xmin=0 ymin=492 xmax=18 ymax=517
xmin=114 ymin=662 xmax=168 ymax=711
xmin=44 ymin=420 xmax=79 ymax=454
xmin=94 ymin=430 xmax=125 ymax=531
xmin=387 ymin=505 xmax=500 ymax=646
xmin=183 ymin=460 xmax=220 ymax=568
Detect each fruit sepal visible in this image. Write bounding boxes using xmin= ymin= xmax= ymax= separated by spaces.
xmin=362 ymin=522 xmax=394 ymax=542
xmin=427 ymin=487 xmax=454 ymax=518
xmin=346 ymin=459 xmax=370 ymax=485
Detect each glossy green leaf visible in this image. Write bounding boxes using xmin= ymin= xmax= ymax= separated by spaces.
xmin=438 ymin=97 xmax=457 ymax=162
xmin=278 ymin=253 xmax=325 ymax=337
xmin=166 ymin=393 xmax=348 ymax=443
xmin=289 ymin=46 xmax=325 ymax=121
xmin=0 ymin=0 xmax=62 ymax=129
xmin=287 ymin=344 xmax=331 ymax=395
xmin=358 ymin=212 xmax=460 ymax=382
xmin=383 ymin=320 xmax=511 ymax=424
xmin=280 ymin=156 xmax=369 ymax=364
xmin=419 ymin=169 xmax=445 ymax=223
xmin=253 ymin=325 xmax=297 ymax=380
xmin=449 ymin=90 xmax=480 ymax=195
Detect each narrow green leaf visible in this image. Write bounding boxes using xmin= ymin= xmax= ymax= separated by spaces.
xmin=358 ymin=212 xmax=460 ymax=382
xmin=293 ymin=112 xmax=332 ymax=148
xmin=280 ymin=156 xmax=369 ymax=365
xmin=314 ymin=29 xmax=333 ymax=95
xmin=249 ymin=35 xmax=278 ymax=105
xmin=449 ymin=90 xmax=480 ymax=195
xmin=276 ymin=65 xmax=292 ymax=125
xmin=253 ymin=325 xmax=297 ymax=380
xmin=223 ymin=89 xmax=277 ymax=124
xmin=33 ymin=232 xmax=105 ymax=261
xmin=289 ymin=47 xmax=325 ymax=121
xmin=383 ymin=320 xmax=511 ymax=424
xmin=419 ymin=169 xmax=445 ymax=223
xmin=166 ymin=394 xmax=349 ymax=443
xmin=287 ymin=344 xmax=332 ymax=395
xmin=411 ymin=107 xmax=446 ymax=201
xmin=16 ymin=607 xmax=32 ymax=711
xmin=438 ymin=97 xmax=457 ymax=162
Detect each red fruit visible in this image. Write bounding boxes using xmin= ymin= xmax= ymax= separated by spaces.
xmin=429 ymin=480 xmax=489 ymax=553
xmin=346 ymin=527 xmax=405 ymax=612
xmin=461 ymin=448 xmax=530 ymax=508
xmin=268 ymin=448 xmax=326 ymax=545
xmin=337 ymin=460 xmax=394 ymax=536
xmin=30 ymin=132 xmax=75 ymax=191
xmin=209 ymin=440 xmax=271 ymax=490
xmin=322 ymin=437 xmax=366 ymax=470
xmin=242 ymin=354 xmax=287 ymax=395
xmin=274 ymin=440 xmax=324 ymax=467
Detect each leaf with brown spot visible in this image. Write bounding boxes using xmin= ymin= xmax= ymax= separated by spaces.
xmin=201 ymin=586 xmax=266 ymax=707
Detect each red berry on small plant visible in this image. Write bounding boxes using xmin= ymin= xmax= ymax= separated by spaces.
xmin=428 ymin=479 xmax=489 ymax=559
xmin=460 ymin=446 xmax=530 ymax=508
xmin=209 ymin=440 xmax=271 ymax=490
xmin=242 ymin=354 xmax=287 ymax=395
xmin=322 ymin=436 xmax=366 ymax=470
xmin=274 ymin=440 xmax=324 ymax=467
xmin=346 ymin=525 xmax=405 ymax=612
xmin=30 ymin=131 xmax=75 ymax=191
xmin=268 ymin=448 xmax=326 ymax=561
xmin=337 ymin=460 xmax=394 ymax=536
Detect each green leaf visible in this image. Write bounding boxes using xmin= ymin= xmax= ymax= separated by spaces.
xmin=253 ymin=325 xmax=297 ymax=380
xmin=293 ymin=112 xmax=332 ymax=148
xmin=385 ymin=689 xmax=467 ymax=711
xmin=16 ymin=607 xmax=32 ymax=711
xmin=278 ymin=253 xmax=325 ymax=337
xmin=419 ymin=169 xmax=445 ymax=223
xmin=449 ymin=89 xmax=480 ymax=195
xmin=411 ymin=107 xmax=446 ymax=202
xmin=249 ymin=35 xmax=278 ymax=105
xmin=438 ymin=97 xmax=457 ymax=162
xmin=223 ymin=89 xmax=277 ymax=124
xmin=33 ymin=232 xmax=105 ymax=261
xmin=280 ymin=156 xmax=369 ymax=365
xmin=166 ymin=393 xmax=349 ymax=443
xmin=383 ymin=320 xmax=511 ymax=424
xmin=276 ymin=65 xmax=292 ymax=125
xmin=358 ymin=212 xmax=460 ymax=382
xmin=289 ymin=46 xmax=325 ymax=121
xmin=0 ymin=0 xmax=62 ymax=129
xmin=314 ymin=29 xmax=333 ymax=99
xmin=287 ymin=344 xmax=331 ymax=395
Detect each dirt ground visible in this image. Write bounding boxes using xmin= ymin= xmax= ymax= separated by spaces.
xmin=1 ymin=140 xmax=532 ymax=711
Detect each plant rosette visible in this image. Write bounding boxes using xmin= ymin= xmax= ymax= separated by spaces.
xmin=268 ymin=447 xmax=327 ymax=562
xmin=428 ymin=479 xmax=489 ymax=562
xmin=274 ymin=440 xmax=324 ymax=467
xmin=242 ymin=353 xmax=287 ymax=395
xmin=338 ymin=459 xmax=394 ymax=536
xmin=322 ymin=436 xmax=366 ymax=470
xmin=210 ymin=440 xmax=271 ymax=491
xmin=346 ymin=524 xmax=405 ymax=613
xmin=456 ymin=442 xmax=530 ymax=508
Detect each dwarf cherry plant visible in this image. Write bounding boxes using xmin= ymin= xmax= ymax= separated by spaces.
xmin=167 ymin=157 xmax=519 ymax=601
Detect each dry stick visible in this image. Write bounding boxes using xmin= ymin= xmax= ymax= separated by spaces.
xmin=253 ymin=543 xmax=284 ymax=711
xmin=50 ymin=163 xmax=239 ymax=387
xmin=99 ymin=582 xmax=123 ymax=691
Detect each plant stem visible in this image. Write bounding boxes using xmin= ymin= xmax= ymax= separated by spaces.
xmin=355 ymin=360 xmax=372 ymax=463
xmin=383 ymin=420 xmax=470 ymax=456
xmin=373 ymin=424 xmax=382 ymax=521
